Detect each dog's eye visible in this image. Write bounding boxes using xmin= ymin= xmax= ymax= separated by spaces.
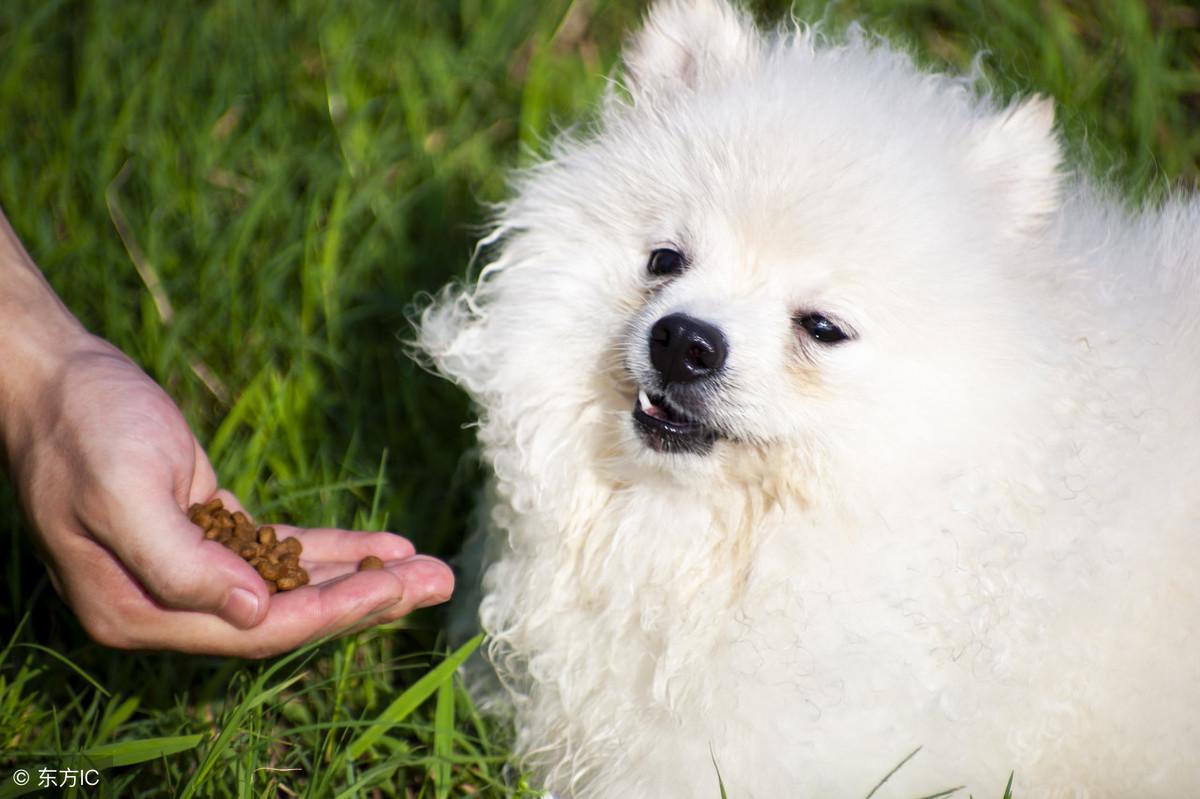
xmin=795 ymin=313 xmax=850 ymax=344
xmin=647 ymin=248 xmax=686 ymax=277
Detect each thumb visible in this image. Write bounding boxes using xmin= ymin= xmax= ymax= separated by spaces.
xmin=97 ymin=488 xmax=270 ymax=629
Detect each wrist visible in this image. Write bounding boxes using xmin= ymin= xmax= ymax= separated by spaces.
xmin=0 ymin=217 xmax=102 ymax=463
xmin=0 ymin=317 xmax=103 ymax=468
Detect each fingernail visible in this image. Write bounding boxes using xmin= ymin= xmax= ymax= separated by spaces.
xmin=222 ymin=587 xmax=262 ymax=628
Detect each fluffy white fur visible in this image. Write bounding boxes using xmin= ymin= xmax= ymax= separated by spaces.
xmin=416 ymin=2 xmax=1200 ymax=796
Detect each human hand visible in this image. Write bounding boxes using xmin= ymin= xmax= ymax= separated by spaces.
xmin=2 ymin=337 xmax=454 ymax=657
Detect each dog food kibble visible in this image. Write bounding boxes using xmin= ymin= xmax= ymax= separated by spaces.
xmin=187 ymin=498 xmax=309 ymax=593
xmin=358 ymin=555 xmax=385 ymax=571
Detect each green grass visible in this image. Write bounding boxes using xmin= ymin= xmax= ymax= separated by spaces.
xmin=0 ymin=0 xmax=1196 ymax=796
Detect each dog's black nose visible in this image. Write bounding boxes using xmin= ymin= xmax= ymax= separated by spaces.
xmin=649 ymin=313 xmax=728 ymax=385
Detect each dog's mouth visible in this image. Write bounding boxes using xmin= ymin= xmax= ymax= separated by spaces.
xmin=632 ymin=388 xmax=720 ymax=455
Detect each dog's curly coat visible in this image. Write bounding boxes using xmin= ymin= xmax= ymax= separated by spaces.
xmin=417 ymin=1 xmax=1200 ymax=796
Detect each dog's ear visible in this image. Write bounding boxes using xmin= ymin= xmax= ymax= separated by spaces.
xmin=623 ymin=0 xmax=756 ymax=98
xmin=967 ymin=95 xmax=1063 ymax=234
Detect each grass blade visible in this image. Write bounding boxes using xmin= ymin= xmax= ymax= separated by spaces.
xmin=14 ymin=644 xmax=109 ymax=698
xmin=77 ymin=733 xmax=205 ymax=768
xmin=179 ymin=644 xmax=317 ymax=799
xmin=346 ymin=634 xmax=480 ymax=761
xmin=865 ymin=747 xmax=921 ymax=799
xmin=433 ymin=672 xmax=456 ymax=798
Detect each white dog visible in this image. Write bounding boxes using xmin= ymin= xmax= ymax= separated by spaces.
xmin=417 ymin=1 xmax=1200 ymax=796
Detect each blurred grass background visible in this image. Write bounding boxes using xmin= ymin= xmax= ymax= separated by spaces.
xmin=0 ymin=0 xmax=1196 ymax=796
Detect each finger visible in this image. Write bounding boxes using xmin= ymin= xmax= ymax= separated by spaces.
xmin=364 ymin=559 xmax=455 ymax=622
xmin=94 ymin=486 xmax=271 ymax=629
xmin=47 ymin=528 xmax=207 ymax=650
xmin=269 ymin=526 xmax=418 ymax=563
xmin=209 ymin=488 xmax=250 ymax=518
xmin=301 ymin=551 xmax=446 ymax=587
xmin=334 ymin=586 xmax=446 ymax=637
xmin=115 ymin=556 xmax=454 ymax=658
xmin=186 ymin=438 xmax=219 ymax=507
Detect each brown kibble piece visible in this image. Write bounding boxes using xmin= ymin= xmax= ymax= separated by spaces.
xmin=358 ymin=556 xmax=385 ymax=571
xmin=257 ymin=526 xmax=277 ymax=547
xmin=187 ymin=502 xmax=204 ymax=523
xmin=202 ymin=497 xmax=223 ymax=513
xmin=277 ymin=537 xmax=302 ymax=557
xmin=266 ymin=543 xmax=298 ymax=565
xmin=279 ymin=562 xmax=298 ymax=576
xmin=256 ymin=561 xmax=282 ymax=581
xmin=275 ymin=575 xmax=301 ymax=591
